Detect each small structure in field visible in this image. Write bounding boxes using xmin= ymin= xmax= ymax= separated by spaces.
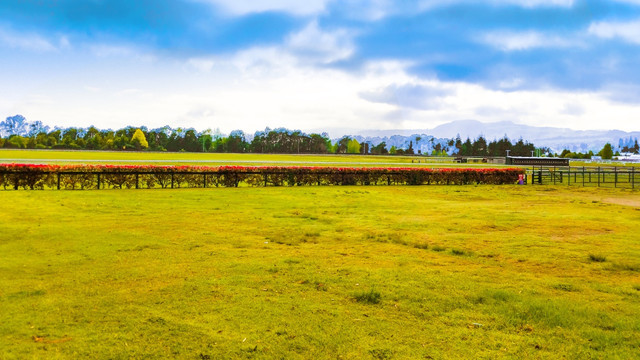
xmin=454 ymin=157 xmax=505 ymax=164
xmin=505 ymin=156 xmax=569 ymax=166
xmin=618 ymin=153 xmax=640 ymax=163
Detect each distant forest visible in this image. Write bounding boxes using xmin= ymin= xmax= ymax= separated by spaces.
xmin=1 ymin=114 xmax=633 ymax=159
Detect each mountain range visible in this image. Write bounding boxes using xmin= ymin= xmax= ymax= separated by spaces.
xmin=324 ymin=120 xmax=640 ymax=153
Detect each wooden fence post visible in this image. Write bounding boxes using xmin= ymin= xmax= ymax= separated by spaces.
xmin=171 ymin=173 xmax=174 ymax=189
xmin=614 ymin=167 xmax=617 ymax=188
xmin=97 ymin=173 xmax=101 ymax=189
xmin=568 ymin=166 xmax=571 ymax=186
xmin=57 ymin=173 xmax=61 ymax=190
xmin=582 ymin=166 xmax=585 ymax=187
xmin=597 ymin=167 xmax=600 ymax=187
xmin=135 ymin=173 xmax=139 ymax=189
xmin=531 ymin=167 xmax=535 ymax=185
xmin=632 ymin=167 xmax=635 ymax=189
xmin=204 ymin=173 xmax=207 ymax=188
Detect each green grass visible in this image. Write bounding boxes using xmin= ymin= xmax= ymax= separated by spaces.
xmin=588 ymin=254 xmax=607 ymax=263
xmin=1 ymin=186 xmax=640 ymax=358
xmin=0 ymin=149 xmax=463 ymax=167
xmin=354 ymin=288 xmax=382 ymax=305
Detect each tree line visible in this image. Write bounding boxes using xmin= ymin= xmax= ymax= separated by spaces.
xmin=1 ymin=113 xmax=622 ymax=158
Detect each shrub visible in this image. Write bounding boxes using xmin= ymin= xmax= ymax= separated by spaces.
xmin=552 ymin=283 xmax=578 ymax=292
xmin=0 ymin=164 xmax=525 ymax=190
xmin=413 ymin=242 xmax=429 ymax=250
xmin=588 ymin=254 xmax=607 ymax=263
xmin=354 ymin=288 xmax=381 ymax=304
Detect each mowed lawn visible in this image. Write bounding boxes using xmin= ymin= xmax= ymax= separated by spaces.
xmin=1 ymin=185 xmax=640 ymax=359
xmin=0 ymin=149 xmax=454 ymax=167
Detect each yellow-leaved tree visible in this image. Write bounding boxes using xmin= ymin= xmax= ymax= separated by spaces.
xmin=131 ymin=129 xmax=149 ymax=150
xmin=347 ymin=138 xmax=360 ymax=154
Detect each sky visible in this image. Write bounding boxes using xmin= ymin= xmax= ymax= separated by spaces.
xmin=2 ymin=0 xmax=640 ymax=134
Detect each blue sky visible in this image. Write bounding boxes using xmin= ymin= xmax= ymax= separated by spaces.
xmin=1 ymin=0 xmax=640 ymax=133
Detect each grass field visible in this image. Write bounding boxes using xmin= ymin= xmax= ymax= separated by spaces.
xmin=1 ymin=185 xmax=640 ymax=359
xmin=0 ymin=149 xmax=460 ymax=167
xmin=4 ymin=149 xmax=638 ymax=169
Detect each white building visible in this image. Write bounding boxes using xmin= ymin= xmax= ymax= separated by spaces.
xmin=619 ymin=153 xmax=640 ymax=162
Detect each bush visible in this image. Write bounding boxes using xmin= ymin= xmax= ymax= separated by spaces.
xmin=354 ymin=288 xmax=381 ymax=304
xmin=0 ymin=164 xmax=525 ymax=190
xmin=588 ymin=254 xmax=607 ymax=263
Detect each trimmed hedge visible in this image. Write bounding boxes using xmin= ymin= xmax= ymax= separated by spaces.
xmin=0 ymin=164 xmax=524 ymax=190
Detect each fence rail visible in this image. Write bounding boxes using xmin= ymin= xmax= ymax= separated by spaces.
xmin=527 ymin=166 xmax=637 ymax=188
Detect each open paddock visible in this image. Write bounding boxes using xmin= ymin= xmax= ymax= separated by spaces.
xmin=1 ymin=186 xmax=639 ymax=358
xmin=0 ymin=149 xmax=460 ymax=167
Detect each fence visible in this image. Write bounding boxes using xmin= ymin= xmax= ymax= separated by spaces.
xmin=527 ymin=166 xmax=638 ymax=188
xmin=0 ymin=165 xmax=524 ymax=190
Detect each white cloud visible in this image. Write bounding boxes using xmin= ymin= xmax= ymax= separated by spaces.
xmin=84 ymin=86 xmax=102 ymax=93
xmin=588 ymin=19 xmax=640 ymax=44
xmin=5 ymin=36 xmax=640 ymax=133
xmin=59 ymin=36 xmax=71 ymax=50
xmin=611 ymin=0 xmax=640 ymax=5
xmin=480 ymin=31 xmax=579 ymax=51
xmin=195 ymin=0 xmax=401 ymax=20
xmin=187 ymin=58 xmax=215 ymax=72
xmin=0 ymin=28 xmax=58 ymax=52
xmin=194 ymin=0 xmax=331 ymax=16
xmin=287 ymin=21 xmax=356 ymax=63
xmin=359 ymin=82 xmax=454 ymax=110
xmin=420 ymin=0 xmax=574 ymax=10
xmin=339 ymin=0 xmax=395 ymax=20
xmin=497 ymin=0 xmax=574 ymax=6
xmin=88 ymin=43 xmax=157 ymax=64
xmin=90 ymin=44 xmax=137 ymax=57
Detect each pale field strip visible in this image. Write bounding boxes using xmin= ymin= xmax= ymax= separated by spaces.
xmin=0 ymin=158 xmax=500 ymax=167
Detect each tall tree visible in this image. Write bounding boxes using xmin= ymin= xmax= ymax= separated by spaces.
xmin=0 ymin=115 xmax=28 ymax=137
xmin=347 ymin=138 xmax=360 ymax=154
xmin=131 ymin=129 xmax=149 ymax=150
xmin=598 ymin=143 xmax=614 ymax=160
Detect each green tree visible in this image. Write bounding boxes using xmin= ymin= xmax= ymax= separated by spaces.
xmin=131 ymin=129 xmax=149 ymax=150
xmin=461 ymin=138 xmax=472 ymax=156
xmin=6 ymin=135 xmax=28 ymax=148
xmin=472 ymin=136 xmax=488 ymax=156
xmin=371 ymin=142 xmax=388 ymax=155
xmin=405 ymin=141 xmax=414 ymax=155
xmin=598 ymin=143 xmax=613 ymax=160
xmin=226 ymin=130 xmax=247 ymax=153
xmin=347 ymin=138 xmax=360 ymax=154
xmin=336 ymin=136 xmax=350 ymax=154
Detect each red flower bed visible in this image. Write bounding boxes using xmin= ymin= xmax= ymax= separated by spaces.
xmin=0 ymin=163 xmax=524 ymax=190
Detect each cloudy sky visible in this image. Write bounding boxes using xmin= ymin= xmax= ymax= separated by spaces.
xmin=1 ymin=0 xmax=640 ymax=133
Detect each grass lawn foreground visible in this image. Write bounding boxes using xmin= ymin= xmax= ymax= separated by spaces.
xmin=1 ymin=185 xmax=640 ymax=359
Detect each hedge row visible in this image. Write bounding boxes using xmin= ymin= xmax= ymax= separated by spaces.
xmin=0 ymin=164 xmax=524 ymax=190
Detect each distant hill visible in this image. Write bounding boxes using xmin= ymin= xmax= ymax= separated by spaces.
xmin=323 ymin=120 xmax=640 ymax=153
